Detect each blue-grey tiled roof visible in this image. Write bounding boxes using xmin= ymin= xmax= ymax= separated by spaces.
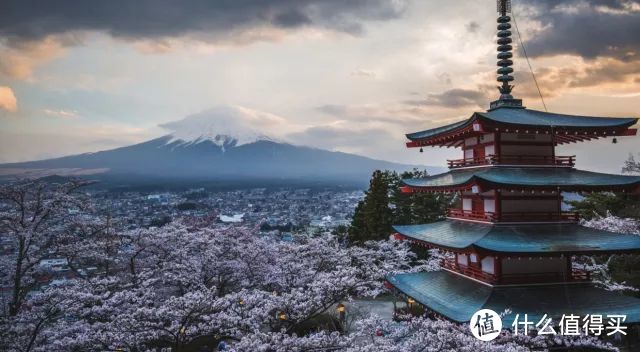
xmin=406 ymin=107 xmax=637 ymax=141
xmin=402 ymin=167 xmax=640 ymax=190
xmin=394 ymin=221 xmax=640 ymax=254
xmin=479 ymin=108 xmax=637 ymax=128
xmin=387 ymin=270 xmax=640 ymax=325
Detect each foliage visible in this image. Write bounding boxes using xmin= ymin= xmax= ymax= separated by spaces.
xmin=348 ymin=170 xmax=394 ymax=244
xmin=576 ymin=215 xmax=640 ymax=294
xmin=567 ymin=154 xmax=640 ymax=220
xmin=349 ymin=169 xmax=452 ymax=244
xmin=0 ymin=179 xmax=95 ymax=317
xmin=390 ymin=170 xmax=452 ymax=225
xmin=567 ymin=193 xmax=640 ymax=220
xmin=1 ymin=180 xmax=415 ymax=351
xmin=175 ymin=202 xmax=198 ymax=211
xmin=622 ymin=153 xmax=640 ymax=175
xmin=0 ymin=181 xmax=623 ymax=352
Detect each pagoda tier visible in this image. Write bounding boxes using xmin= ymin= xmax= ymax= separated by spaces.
xmin=401 ymin=167 xmax=640 ymax=193
xmin=389 ymin=0 xmax=640 ymax=329
xmin=386 ymin=270 xmax=640 ymax=325
xmin=406 ymin=107 xmax=638 ymax=149
xmin=393 ymin=220 xmax=640 ymax=285
xmin=394 ymin=221 xmax=640 ymax=255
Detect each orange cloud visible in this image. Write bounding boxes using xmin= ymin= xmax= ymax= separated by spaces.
xmin=0 ymin=36 xmax=70 ymax=80
xmin=0 ymin=86 xmax=17 ymax=112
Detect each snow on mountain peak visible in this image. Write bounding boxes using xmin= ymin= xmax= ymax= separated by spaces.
xmin=159 ymin=105 xmax=286 ymax=149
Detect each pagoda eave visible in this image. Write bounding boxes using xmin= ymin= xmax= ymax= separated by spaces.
xmin=400 ymin=236 xmax=640 ymax=257
xmin=401 ymin=167 xmax=640 ymax=194
xmin=406 ymin=109 xmax=638 ymax=149
xmin=386 ymin=270 xmax=640 ymax=325
xmin=401 ymin=182 xmax=640 ymax=194
xmin=393 ymin=221 xmax=640 ymax=255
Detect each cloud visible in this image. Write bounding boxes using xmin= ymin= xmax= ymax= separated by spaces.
xmin=405 ymin=88 xmax=489 ymax=108
xmin=495 ymin=57 xmax=640 ymax=99
xmin=314 ymin=103 xmax=435 ymax=124
xmin=465 ymin=21 xmax=480 ymax=33
xmin=43 ymin=108 xmax=80 ymax=119
xmin=0 ymin=86 xmax=17 ymax=112
xmin=159 ymin=105 xmax=297 ymax=144
xmin=287 ymin=121 xmax=397 ymax=154
xmin=316 ymin=104 xmax=348 ymax=116
xmin=0 ymin=35 xmax=67 ymax=79
xmin=567 ymin=58 xmax=640 ymax=88
xmin=0 ymin=1 xmax=407 ymax=43
xmin=0 ymin=1 xmax=407 ymax=81
xmin=521 ymin=0 xmax=640 ymax=60
xmin=351 ymin=69 xmax=377 ymax=78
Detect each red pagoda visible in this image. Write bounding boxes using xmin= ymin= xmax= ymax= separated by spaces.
xmin=387 ymin=0 xmax=640 ymax=326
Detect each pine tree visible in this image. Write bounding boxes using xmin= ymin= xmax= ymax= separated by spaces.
xmin=349 ymin=169 xmax=452 ymax=244
xmin=348 ymin=170 xmax=393 ymax=244
xmin=392 ymin=170 xmax=452 ymax=225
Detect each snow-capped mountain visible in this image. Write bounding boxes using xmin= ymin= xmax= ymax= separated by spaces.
xmin=0 ymin=107 xmax=441 ymax=187
xmin=160 ymin=106 xmax=284 ymax=151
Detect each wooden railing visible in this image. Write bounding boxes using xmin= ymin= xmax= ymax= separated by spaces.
xmin=447 ymin=209 xmax=579 ymax=223
xmin=447 ymin=209 xmax=495 ymax=221
xmin=501 ymin=268 xmax=591 ymax=284
xmin=447 ymin=156 xmax=493 ymax=168
xmin=447 ymin=155 xmax=575 ymax=169
xmin=442 ymin=259 xmax=591 ymax=285
xmin=495 ymin=155 xmax=575 ymax=166
xmin=441 ymin=258 xmax=497 ymax=284
xmin=495 ymin=211 xmax=579 ymax=222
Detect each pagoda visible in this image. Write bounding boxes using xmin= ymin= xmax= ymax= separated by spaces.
xmin=387 ymin=0 xmax=640 ymax=327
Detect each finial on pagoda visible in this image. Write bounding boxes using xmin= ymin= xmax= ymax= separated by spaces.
xmin=490 ymin=0 xmax=523 ymax=110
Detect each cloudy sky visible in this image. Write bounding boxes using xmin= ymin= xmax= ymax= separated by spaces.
xmin=1 ymin=0 xmax=640 ymax=172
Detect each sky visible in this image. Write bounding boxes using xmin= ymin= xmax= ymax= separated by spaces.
xmin=1 ymin=0 xmax=640 ymax=172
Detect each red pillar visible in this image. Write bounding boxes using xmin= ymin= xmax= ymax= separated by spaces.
xmin=494 ymin=256 xmax=502 ymax=284
xmin=495 ymin=190 xmax=502 ymax=221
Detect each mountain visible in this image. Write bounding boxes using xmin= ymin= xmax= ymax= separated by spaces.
xmin=0 ymin=137 xmax=441 ymax=189
xmin=0 ymin=107 xmax=442 ymax=188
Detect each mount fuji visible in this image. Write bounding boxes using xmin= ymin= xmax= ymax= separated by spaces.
xmin=0 ymin=107 xmax=439 ymax=188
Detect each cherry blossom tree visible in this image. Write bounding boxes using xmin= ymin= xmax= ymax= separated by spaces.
xmin=574 ymin=214 xmax=640 ymax=292
xmin=0 ymin=181 xmax=626 ymax=351
xmin=0 ymin=179 xmax=94 ymax=316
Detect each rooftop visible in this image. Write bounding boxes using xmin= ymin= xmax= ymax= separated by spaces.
xmin=394 ymin=221 xmax=640 ymax=254
xmin=401 ymin=167 xmax=640 ymax=192
xmin=387 ymin=270 xmax=640 ymax=325
xmin=406 ymin=107 xmax=637 ymax=148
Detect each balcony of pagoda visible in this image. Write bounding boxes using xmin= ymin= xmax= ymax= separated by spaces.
xmin=501 ymin=268 xmax=591 ymax=285
xmin=441 ymin=258 xmax=591 ymax=285
xmin=441 ymin=258 xmax=497 ymax=284
xmin=446 ymin=209 xmax=579 ymax=223
xmin=447 ymin=155 xmax=575 ymax=169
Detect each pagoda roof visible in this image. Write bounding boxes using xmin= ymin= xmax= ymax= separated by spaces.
xmin=394 ymin=221 xmax=640 ymax=254
xmin=387 ymin=270 xmax=640 ymax=325
xmin=402 ymin=167 xmax=640 ymax=192
xmin=406 ymin=107 xmax=637 ymax=148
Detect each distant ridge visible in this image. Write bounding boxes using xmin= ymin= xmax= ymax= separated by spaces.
xmin=0 ymin=106 xmax=443 ymax=188
xmin=0 ymin=136 xmax=442 ymax=188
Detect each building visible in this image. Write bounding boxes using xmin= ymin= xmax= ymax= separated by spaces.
xmin=387 ymin=1 xmax=640 ymax=327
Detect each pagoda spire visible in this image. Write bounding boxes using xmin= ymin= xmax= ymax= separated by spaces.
xmin=490 ymin=0 xmax=523 ymax=110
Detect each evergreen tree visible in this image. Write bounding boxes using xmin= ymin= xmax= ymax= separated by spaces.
xmin=566 ymin=155 xmax=640 ymax=219
xmin=348 ymin=170 xmax=393 ymax=244
xmin=567 ymin=192 xmax=640 ymax=220
xmin=391 ymin=170 xmax=452 ymax=225
xmin=349 ymin=169 xmax=452 ymax=245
